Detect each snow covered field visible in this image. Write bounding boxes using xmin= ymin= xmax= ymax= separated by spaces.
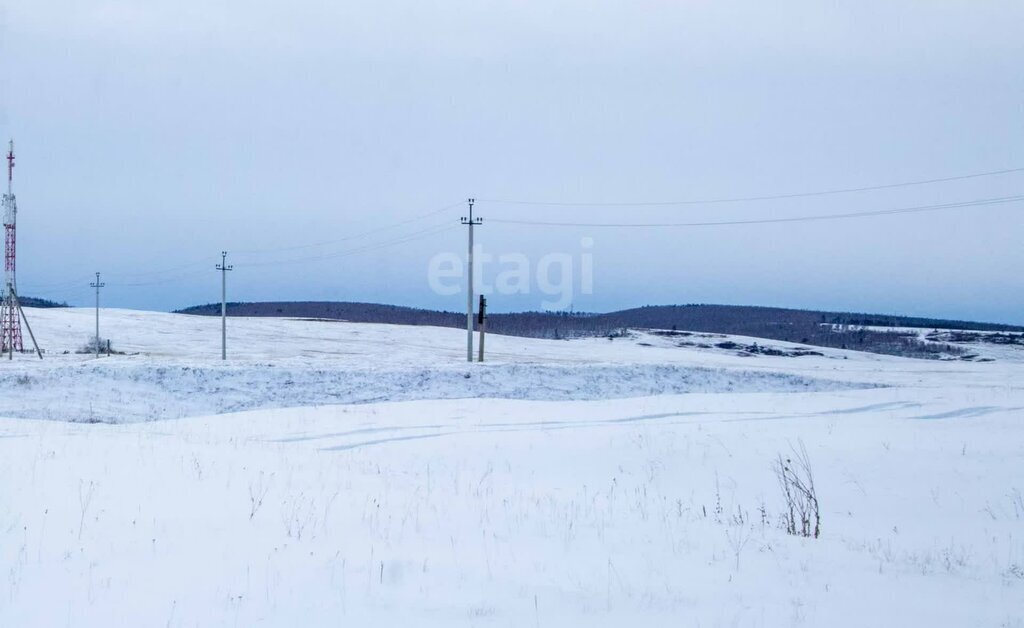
xmin=0 ymin=308 xmax=1022 ymax=626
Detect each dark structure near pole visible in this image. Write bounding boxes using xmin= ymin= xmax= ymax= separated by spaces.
xmin=477 ymin=294 xmax=487 ymax=362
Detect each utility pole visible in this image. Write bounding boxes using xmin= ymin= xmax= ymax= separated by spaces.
xmin=90 ymin=272 xmax=104 ymax=358
xmin=477 ymin=294 xmax=487 ymax=363
xmin=216 ymin=251 xmax=233 ymax=360
xmin=461 ymin=198 xmax=482 ymax=362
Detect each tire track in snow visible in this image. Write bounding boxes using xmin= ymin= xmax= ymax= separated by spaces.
xmin=292 ymin=400 xmax=985 ymax=453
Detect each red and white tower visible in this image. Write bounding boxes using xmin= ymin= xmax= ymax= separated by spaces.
xmin=1 ymin=139 xmax=23 ymax=353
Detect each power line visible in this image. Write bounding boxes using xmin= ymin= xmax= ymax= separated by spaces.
xmin=232 ymin=200 xmax=464 ymax=256
xmin=106 ymin=260 xmax=209 ymax=279
xmin=53 ymin=200 xmax=464 ymax=286
xmin=19 ymin=274 xmax=96 ymax=291
xmin=98 ymin=222 xmax=457 ymax=286
xmin=486 ymin=195 xmax=1024 ymax=228
xmin=18 ymin=285 xmax=93 ymax=298
xmin=240 ymin=222 xmax=457 ymax=269
xmin=117 ymin=269 xmax=211 ymax=288
xmin=479 ymin=167 xmax=1024 ymax=207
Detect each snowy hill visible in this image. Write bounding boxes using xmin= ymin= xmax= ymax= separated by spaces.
xmin=1 ymin=306 xmax=1018 ymax=423
xmin=175 ymin=300 xmax=1024 ymax=358
xmin=0 ymin=307 xmax=885 ymax=423
xmin=0 ymin=307 xmax=1021 ymax=625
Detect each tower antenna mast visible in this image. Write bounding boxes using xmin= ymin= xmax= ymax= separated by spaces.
xmin=1 ymin=139 xmax=25 ymax=355
xmin=1 ymin=141 xmax=43 ymax=359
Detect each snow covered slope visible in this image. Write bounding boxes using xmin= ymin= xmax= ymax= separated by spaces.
xmin=0 ymin=307 xmax=880 ymax=422
xmin=0 ymin=306 xmax=1018 ymax=422
xmin=1 ymin=391 xmax=1022 ymax=626
xmin=0 ymin=307 xmax=1020 ymax=626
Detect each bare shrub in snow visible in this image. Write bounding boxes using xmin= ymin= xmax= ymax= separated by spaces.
xmin=78 ymin=480 xmax=96 ymax=541
xmin=76 ymin=337 xmax=120 ymax=355
xmin=1011 ymin=488 xmax=1023 ymax=519
xmin=1006 ymin=563 xmax=1024 ymax=580
xmin=725 ymin=526 xmax=752 ymax=571
xmin=249 ymin=472 xmax=272 ymax=520
xmin=774 ymin=441 xmax=820 ymax=539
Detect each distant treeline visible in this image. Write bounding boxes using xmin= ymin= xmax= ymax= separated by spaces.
xmin=174 ymin=301 xmax=1022 ymax=359
xmin=20 ymin=296 xmax=69 ymax=308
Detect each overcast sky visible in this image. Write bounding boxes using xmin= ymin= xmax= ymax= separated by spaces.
xmin=1 ymin=1 xmax=1022 ymax=322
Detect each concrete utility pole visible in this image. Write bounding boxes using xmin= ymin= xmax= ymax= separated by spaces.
xmin=90 ymin=272 xmax=104 ymax=358
xmin=216 ymin=251 xmax=233 ymax=360
xmin=461 ymin=198 xmax=482 ymax=362
xmin=477 ymin=294 xmax=487 ymax=363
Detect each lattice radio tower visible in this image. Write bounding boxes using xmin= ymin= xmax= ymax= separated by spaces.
xmin=1 ymin=139 xmax=24 ymax=353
